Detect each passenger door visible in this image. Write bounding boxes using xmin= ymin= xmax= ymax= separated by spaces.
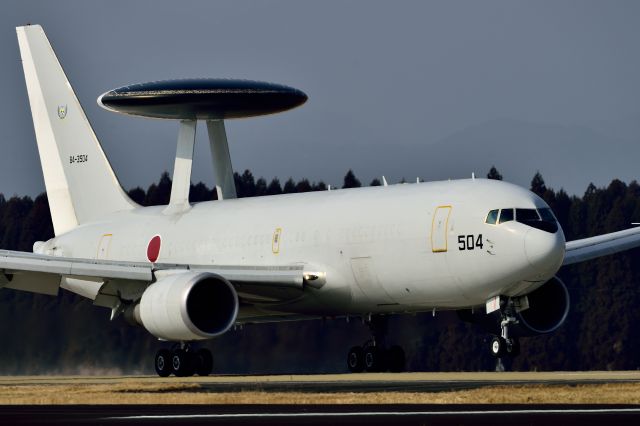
xmin=431 ymin=206 xmax=452 ymax=253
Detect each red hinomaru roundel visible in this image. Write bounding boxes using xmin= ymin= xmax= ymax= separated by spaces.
xmin=147 ymin=235 xmax=161 ymax=263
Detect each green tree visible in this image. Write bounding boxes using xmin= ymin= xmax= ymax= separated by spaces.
xmin=127 ymin=187 xmax=146 ymax=205
xmin=145 ymin=172 xmax=172 ymax=206
xmin=295 ymin=179 xmax=312 ymax=193
xmin=312 ymin=181 xmax=327 ymax=191
xmin=266 ymin=178 xmax=283 ymax=195
xmin=189 ymin=182 xmax=213 ymax=202
xmin=255 ymin=178 xmax=268 ymax=197
xmin=342 ymin=170 xmax=361 ymax=188
xmin=283 ymin=178 xmax=296 ymax=194
xmin=530 ymin=171 xmax=547 ymax=197
xmin=487 ymin=166 xmax=503 ymax=180
xmin=1 ymin=196 xmax=33 ymax=250
xmin=235 ymin=170 xmax=257 ymax=198
xmin=18 ymin=193 xmax=54 ymax=251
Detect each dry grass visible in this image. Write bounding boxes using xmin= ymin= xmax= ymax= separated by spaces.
xmin=1 ymin=382 xmax=640 ymax=404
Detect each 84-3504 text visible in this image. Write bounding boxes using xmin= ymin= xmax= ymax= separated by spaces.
xmin=69 ymin=154 xmax=88 ymax=164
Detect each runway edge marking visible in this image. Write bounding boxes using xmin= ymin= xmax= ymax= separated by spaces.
xmin=107 ymin=408 xmax=640 ymax=420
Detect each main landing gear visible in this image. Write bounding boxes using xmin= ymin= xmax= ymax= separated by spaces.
xmin=489 ymin=300 xmax=520 ymax=359
xmin=155 ymin=343 xmax=213 ymax=377
xmin=347 ymin=315 xmax=406 ymax=373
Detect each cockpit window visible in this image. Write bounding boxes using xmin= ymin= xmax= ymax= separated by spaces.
xmin=516 ymin=209 xmax=540 ymax=222
xmin=499 ymin=208 xmax=514 ymax=223
xmin=485 ymin=207 xmax=558 ymax=233
xmin=538 ymin=208 xmax=556 ymax=222
xmin=517 ymin=207 xmax=558 ymax=233
xmin=485 ymin=209 xmax=499 ymax=224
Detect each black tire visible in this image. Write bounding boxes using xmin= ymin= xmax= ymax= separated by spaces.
xmin=172 ymin=349 xmax=194 ymax=377
xmin=490 ymin=336 xmax=506 ymax=358
xmin=506 ymin=338 xmax=520 ymax=358
xmin=387 ymin=345 xmax=406 ymax=373
xmin=155 ymin=349 xmax=172 ymax=377
xmin=364 ymin=346 xmax=385 ymax=372
xmin=195 ymin=348 xmax=213 ymax=376
xmin=347 ymin=346 xmax=365 ymax=373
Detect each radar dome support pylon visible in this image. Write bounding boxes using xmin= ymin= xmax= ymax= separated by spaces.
xmin=165 ymin=119 xmax=197 ymax=214
xmin=166 ymin=119 xmax=237 ymax=214
xmin=207 ymin=120 xmax=237 ymax=201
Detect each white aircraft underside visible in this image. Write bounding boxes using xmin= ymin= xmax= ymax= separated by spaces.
xmin=3 ymin=24 xmax=640 ymax=375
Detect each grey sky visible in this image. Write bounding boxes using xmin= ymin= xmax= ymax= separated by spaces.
xmin=1 ymin=0 xmax=639 ymax=197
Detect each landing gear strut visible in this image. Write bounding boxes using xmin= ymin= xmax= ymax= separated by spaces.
xmin=347 ymin=315 xmax=406 ymax=373
xmin=155 ymin=344 xmax=213 ymax=377
xmin=489 ymin=300 xmax=520 ymax=359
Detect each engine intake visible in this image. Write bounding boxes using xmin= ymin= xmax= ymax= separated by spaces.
xmin=512 ymin=276 xmax=570 ymax=336
xmin=457 ymin=276 xmax=570 ymax=337
xmin=135 ymin=271 xmax=239 ymax=341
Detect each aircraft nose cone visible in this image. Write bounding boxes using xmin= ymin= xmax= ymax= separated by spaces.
xmin=524 ymin=229 xmax=565 ymax=276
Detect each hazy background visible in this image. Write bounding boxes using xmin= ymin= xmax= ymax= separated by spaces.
xmin=1 ymin=0 xmax=639 ymax=197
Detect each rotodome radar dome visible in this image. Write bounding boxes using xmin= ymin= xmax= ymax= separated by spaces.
xmin=98 ymin=78 xmax=308 ymax=120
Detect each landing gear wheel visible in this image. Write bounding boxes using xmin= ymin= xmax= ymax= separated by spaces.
xmin=155 ymin=349 xmax=172 ymax=377
xmin=172 ymin=349 xmax=194 ymax=377
xmin=347 ymin=346 xmax=365 ymax=373
xmin=506 ymin=338 xmax=520 ymax=358
xmin=195 ymin=348 xmax=213 ymax=376
xmin=387 ymin=345 xmax=405 ymax=373
xmin=490 ymin=336 xmax=506 ymax=358
xmin=364 ymin=346 xmax=385 ymax=372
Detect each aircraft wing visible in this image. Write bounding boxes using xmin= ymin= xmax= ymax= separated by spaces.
xmin=0 ymin=249 xmax=309 ymax=303
xmin=0 ymin=249 xmax=152 ymax=295
xmin=563 ymin=226 xmax=640 ymax=266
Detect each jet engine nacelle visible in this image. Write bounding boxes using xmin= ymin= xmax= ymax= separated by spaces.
xmin=512 ymin=276 xmax=570 ymax=336
xmin=457 ymin=276 xmax=570 ymax=337
xmin=135 ymin=271 xmax=239 ymax=341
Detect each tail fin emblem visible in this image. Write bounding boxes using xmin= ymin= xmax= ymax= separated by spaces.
xmin=57 ymin=105 xmax=67 ymax=119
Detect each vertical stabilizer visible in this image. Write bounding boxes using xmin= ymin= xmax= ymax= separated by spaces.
xmin=16 ymin=25 xmax=136 ymax=235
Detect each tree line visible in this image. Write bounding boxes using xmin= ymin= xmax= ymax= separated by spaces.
xmin=0 ymin=168 xmax=639 ymax=374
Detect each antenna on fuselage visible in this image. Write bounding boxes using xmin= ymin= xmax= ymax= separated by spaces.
xmin=98 ymin=79 xmax=307 ymax=212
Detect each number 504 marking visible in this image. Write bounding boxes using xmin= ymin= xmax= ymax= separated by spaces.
xmin=458 ymin=234 xmax=483 ymax=250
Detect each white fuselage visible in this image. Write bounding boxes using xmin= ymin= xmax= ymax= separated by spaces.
xmin=40 ymin=178 xmax=565 ymax=320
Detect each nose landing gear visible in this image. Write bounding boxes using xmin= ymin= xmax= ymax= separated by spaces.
xmin=489 ymin=301 xmax=520 ymax=359
xmin=155 ymin=343 xmax=214 ymax=377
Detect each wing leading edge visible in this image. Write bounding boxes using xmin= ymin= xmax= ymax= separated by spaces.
xmin=0 ymin=249 xmax=309 ymax=304
xmin=563 ymin=226 xmax=640 ymax=266
xmin=0 ymin=249 xmax=152 ymax=295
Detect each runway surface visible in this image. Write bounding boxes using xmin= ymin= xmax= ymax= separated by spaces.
xmin=2 ymin=372 xmax=640 ymax=424
xmin=3 ymin=370 xmax=640 ymax=393
xmin=2 ymin=404 xmax=640 ymax=425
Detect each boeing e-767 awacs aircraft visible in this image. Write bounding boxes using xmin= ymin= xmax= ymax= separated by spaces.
xmin=3 ymin=24 xmax=640 ymax=376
